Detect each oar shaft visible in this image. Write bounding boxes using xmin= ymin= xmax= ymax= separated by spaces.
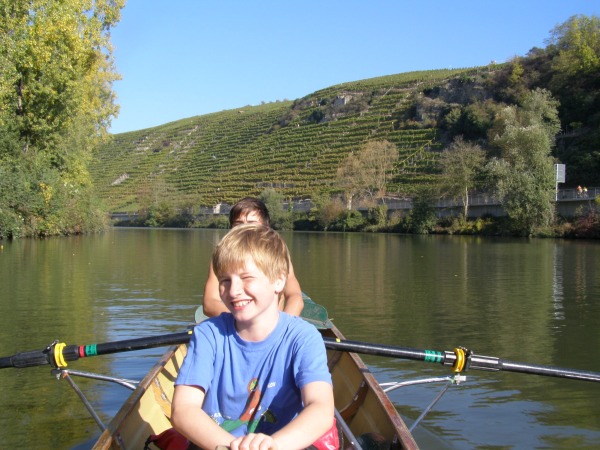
xmin=323 ymin=337 xmax=600 ymax=383
xmin=322 ymin=337 xmax=440 ymax=362
xmin=474 ymin=357 xmax=600 ymax=382
xmin=90 ymin=332 xmax=191 ymax=357
xmin=0 ymin=332 xmax=191 ymax=369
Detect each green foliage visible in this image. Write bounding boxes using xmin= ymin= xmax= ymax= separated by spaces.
xmin=314 ymin=197 xmax=345 ymax=231
xmin=443 ymin=101 xmax=500 ymax=141
xmin=548 ymin=15 xmax=600 ymax=76
xmin=258 ymin=188 xmax=293 ymax=230
xmin=0 ymin=150 xmax=108 ymax=238
xmin=407 ymin=189 xmax=438 ymax=234
xmin=439 ymin=216 xmax=495 ymax=235
xmin=0 ymin=0 xmax=123 ymax=153
xmin=190 ymin=214 xmax=229 ymax=229
xmin=367 ymin=204 xmax=388 ymax=227
xmin=487 ymin=89 xmax=558 ymax=235
xmin=0 ymin=0 xmax=124 ymax=238
xmin=330 ymin=209 xmax=365 ymax=232
xmin=144 ymin=203 xmax=174 ymax=227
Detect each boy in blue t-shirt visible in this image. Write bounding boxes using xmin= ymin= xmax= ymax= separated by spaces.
xmin=172 ymin=224 xmax=335 ymax=450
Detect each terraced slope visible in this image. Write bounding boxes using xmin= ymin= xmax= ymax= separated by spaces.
xmin=90 ymin=68 xmax=484 ymax=212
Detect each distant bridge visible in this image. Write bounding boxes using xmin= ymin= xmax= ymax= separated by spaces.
xmin=383 ymin=187 xmax=598 ymax=218
xmin=110 ymin=187 xmax=598 ymax=221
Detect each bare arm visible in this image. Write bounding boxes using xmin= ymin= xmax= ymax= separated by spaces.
xmin=281 ymin=259 xmax=304 ymax=316
xmin=272 ymin=381 xmax=334 ymax=448
xmin=172 ymin=385 xmax=236 ymax=449
xmin=230 ymin=381 xmax=334 ymax=450
xmin=202 ymin=261 xmax=229 ymax=317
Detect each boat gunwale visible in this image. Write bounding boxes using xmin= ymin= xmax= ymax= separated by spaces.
xmin=93 ymin=344 xmax=180 ymax=450
xmin=326 ymin=324 xmax=418 ymax=449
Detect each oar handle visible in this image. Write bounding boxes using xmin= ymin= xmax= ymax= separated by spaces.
xmin=0 ymin=341 xmax=80 ymax=369
xmin=0 ymin=350 xmax=49 ymax=369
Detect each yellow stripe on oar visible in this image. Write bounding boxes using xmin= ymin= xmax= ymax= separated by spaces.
xmin=54 ymin=342 xmax=68 ymax=368
xmin=453 ymin=347 xmax=466 ymax=373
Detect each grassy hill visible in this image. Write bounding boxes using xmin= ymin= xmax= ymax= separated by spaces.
xmin=89 ymin=67 xmax=490 ymax=212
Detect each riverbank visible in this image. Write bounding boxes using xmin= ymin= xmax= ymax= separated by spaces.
xmin=112 ymin=206 xmax=600 ymax=239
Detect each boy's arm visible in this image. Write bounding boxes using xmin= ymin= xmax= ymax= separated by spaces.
xmin=271 ymin=381 xmax=334 ymax=449
xmin=281 ymin=260 xmax=304 ymax=316
xmin=202 ymin=261 xmax=229 ymax=317
xmin=172 ymin=385 xmax=235 ymax=449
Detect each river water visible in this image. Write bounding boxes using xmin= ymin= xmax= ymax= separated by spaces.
xmin=0 ymin=228 xmax=598 ymax=449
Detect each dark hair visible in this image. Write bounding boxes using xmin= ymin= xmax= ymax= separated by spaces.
xmin=229 ymin=197 xmax=271 ymax=227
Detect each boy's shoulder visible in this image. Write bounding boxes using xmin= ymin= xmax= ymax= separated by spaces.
xmin=280 ymin=312 xmax=322 ymax=337
xmin=195 ymin=312 xmax=233 ymax=333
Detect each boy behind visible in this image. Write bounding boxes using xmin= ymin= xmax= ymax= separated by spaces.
xmin=173 ymin=224 xmax=335 ymax=450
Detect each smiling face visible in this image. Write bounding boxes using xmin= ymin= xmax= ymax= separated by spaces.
xmin=212 ymin=224 xmax=290 ymax=339
xmin=218 ymin=257 xmax=285 ymax=335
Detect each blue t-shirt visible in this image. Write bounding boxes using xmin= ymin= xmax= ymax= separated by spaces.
xmin=175 ymin=312 xmax=331 ymax=437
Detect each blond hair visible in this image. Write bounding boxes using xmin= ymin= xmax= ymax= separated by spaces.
xmin=213 ymin=224 xmax=289 ymax=282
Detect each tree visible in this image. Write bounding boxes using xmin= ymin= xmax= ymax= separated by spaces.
xmin=336 ymin=140 xmax=399 ymax=208
xmin=0 ymin=0 xmax=124 ymax=237
xmin=1 ymin=0 xmax=123 ymax=155
xmin=439 ymin=137 xmax=486 ymax=219
xmin=408 ymin=187 xmax=438 ymax=234
xmin=547 ymin=14 xmax=600 ymax=76
xmin=336 ymin=151 xmax=362 ymax=209
xmin=487 ymin=89 xmax=560 ymax=235
xmin=259 ymin=188 xmax=292 ymax=230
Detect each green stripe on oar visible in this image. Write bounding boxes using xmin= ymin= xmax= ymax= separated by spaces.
xmin=322 ymin=338 xmax=600 ymax=383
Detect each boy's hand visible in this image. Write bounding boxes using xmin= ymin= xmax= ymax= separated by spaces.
xmin=229 ymin=433 xmax=278 ymax=450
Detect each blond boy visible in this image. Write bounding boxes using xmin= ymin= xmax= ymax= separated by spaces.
xmin=173 ymin=224 xmax=335 ymax=450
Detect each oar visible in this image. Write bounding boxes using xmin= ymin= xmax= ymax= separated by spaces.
xmin=2 ymin=333 xmax=600 ymax=383
xmin=0 ymin=332 xmax=192 ymax=369
xmin=322 ymin=337 xmax=600 ymax=383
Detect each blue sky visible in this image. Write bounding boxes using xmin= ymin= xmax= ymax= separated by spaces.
xmin=109 ymin=1 xmax=599 ymax=134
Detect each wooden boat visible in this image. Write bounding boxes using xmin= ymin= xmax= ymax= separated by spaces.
xmin=93 ymin=298 xmax=419 ymax=449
